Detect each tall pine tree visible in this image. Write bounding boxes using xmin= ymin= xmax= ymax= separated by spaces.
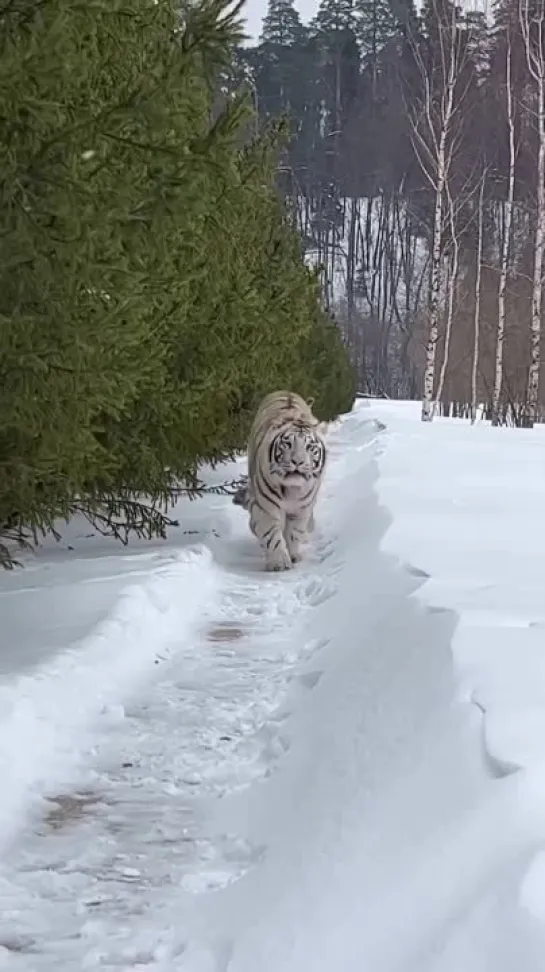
xmin=356 ymin=0 xmax=399 ymax=80
xmin=315 ymin=0 xmax=358 ymax=35
xmin=260 ymin=0 xmax=306 ymax=44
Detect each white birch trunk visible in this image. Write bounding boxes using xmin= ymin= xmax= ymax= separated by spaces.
xmin=471 ymin=173 xmax=486 ymax=424
xmin=528 ymin=80 xmax=545 ymax=424
xmin=421 ymin=158 xmax=445 ymax=422
xmin=492 ymin=38 xmax=515 ymax=427
xmin=520 ymin=0 xmax=545 ymax=427
xmin=414 ymin=1 xmax=460 ymax=423
xmin=434 ymin=185 xmax=459 ymax=414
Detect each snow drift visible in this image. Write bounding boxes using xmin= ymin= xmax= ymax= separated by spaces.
xmin=0 ymin=546 xmax=217 ymax=851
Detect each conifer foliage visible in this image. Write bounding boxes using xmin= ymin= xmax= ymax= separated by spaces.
xmin=0 ymin=0 xmax=354 ymax=566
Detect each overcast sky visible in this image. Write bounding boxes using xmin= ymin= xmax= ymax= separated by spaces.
xmin=242 ymin=0 xmax=319 ymax=43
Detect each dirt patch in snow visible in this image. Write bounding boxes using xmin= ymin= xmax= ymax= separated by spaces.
xmin=207 ymin=625 xmax=245 ymax=643
xmin=42 ymin=790 xmax=103 ymax=831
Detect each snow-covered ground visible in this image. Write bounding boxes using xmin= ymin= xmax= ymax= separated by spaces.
xmin=1 ymin=400 xmax=545 ymax=970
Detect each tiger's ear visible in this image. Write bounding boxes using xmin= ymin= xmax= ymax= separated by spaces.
xmin=307 ymin=396 xmax=315 ymax=408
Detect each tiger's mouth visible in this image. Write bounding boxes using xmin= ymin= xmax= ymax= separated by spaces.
xmin=283 ymin=470 xmax=311 ymax=480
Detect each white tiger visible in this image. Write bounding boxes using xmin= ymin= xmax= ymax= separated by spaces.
xmin=233 ymin=390 xmax=327 ymax=571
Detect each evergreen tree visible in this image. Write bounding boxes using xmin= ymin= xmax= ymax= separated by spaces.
xmin=356 ymin=0 xmax=399 ymax=74
xmin=0 ymin=0 xmax=237 ymax=556
xmin=260 ymin=0 xmax=306 ymax=45
xmin=0 ymin=0 xmax=353 ymax=566
xmin=313 ymin=0 xmax=361 ymax=119
xmin=464 ymin=10 xmax=491 ymax=81
xmin=256 ymin=0 xmax=311 ymax=118
xmin=315 ymin=0 xmax=358 ymax=36
xmin=311 ymin=0 xmax=361 ymax=203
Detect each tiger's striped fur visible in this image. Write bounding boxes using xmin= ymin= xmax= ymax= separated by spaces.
xmin=233 ymin=391 xmax=327 ymax=571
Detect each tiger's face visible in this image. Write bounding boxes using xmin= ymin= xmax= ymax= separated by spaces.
xmin=269 ymin=425 xmax=325 ymax=484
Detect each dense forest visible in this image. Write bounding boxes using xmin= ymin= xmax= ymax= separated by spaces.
xmin=234 ymin=0 xmax=545 ymax=424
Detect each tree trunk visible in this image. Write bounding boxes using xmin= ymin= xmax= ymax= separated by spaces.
xmin=412 ymin=1 xmax=460 ymax=423
xmin=519 ymin=0 xmax=545 ymax=427
xmin=421 ymin=132 xmax=447 ymax=422
xmin=471 ymin=173 xmax=486 ymax=424
xmin=434 ymin=185 xmax=460 ymax=415
xmin=526 ymin=79 xmax=545 ymax=426
xmin=492 ymin=37 xmax=515 ymax=427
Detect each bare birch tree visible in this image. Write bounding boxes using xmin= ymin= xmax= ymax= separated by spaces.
xmin=492 ymin=32 xmax=516 ymax=426
xmin=434 ymin=182 xmax=460 ymax=411
xmin=520 ymin=0 xmax=545 ymax=426
xmin=408 ymin=0 xmax=472 ymax=422
xmin=471 ymin=170 xmax=487 ymax=423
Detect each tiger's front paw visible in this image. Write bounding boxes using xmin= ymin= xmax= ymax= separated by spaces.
xmin=287 ymin=538 xmax=303 ymax=564
xmin=265 ymin=546 xmax=293 ymax=572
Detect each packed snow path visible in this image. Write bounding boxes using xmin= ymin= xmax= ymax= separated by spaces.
xmin=2 ymin=403 xmax=545 ymax=971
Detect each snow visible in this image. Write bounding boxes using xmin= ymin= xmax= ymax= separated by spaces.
xmin=520 ymin=849 xmax=545 ymax=922
xmin=2 ymin=399 xmax=545 ymax=968
xmin=372 ymin=399 xmax=545 ymax=962
xmin=0 ymin=547 xmax=217 ymax=853
xmin=373 ymin=401 xmax=545 ymax=773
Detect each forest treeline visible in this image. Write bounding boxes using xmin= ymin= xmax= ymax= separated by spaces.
xmin=235 ymin=0 xmax=545 ymax=424
xmin=0 ymin=0 xmax=355 ymax=567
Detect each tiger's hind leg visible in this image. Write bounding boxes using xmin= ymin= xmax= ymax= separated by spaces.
xmin=249 ymin=505 xmax=292 ymax=572
xmin=285 ymin=510 xmax=314 ymax=565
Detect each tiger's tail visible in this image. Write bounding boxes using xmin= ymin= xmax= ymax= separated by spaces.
xmin=232 ymin=483 xmax=250 ymax=510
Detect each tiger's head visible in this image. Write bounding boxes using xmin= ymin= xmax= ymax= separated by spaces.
xmin=269 ymin=423 xmax=326 ymax=485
